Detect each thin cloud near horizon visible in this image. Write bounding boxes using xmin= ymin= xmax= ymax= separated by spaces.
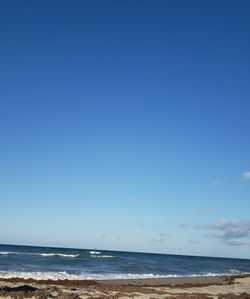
xmin=243 ymin=172 xmax=250 ymax=180
xmin=194 ymin=220 xmax=250 ymax=247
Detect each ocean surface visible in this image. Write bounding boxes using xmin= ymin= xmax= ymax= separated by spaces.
xmin=1 ymin=244 xmax=250 ymax=280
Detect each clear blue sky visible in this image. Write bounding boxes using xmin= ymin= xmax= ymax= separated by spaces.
xmin=1 ymin=0 xmax=250 ymax=258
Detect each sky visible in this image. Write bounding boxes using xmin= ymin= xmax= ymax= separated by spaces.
xmin=0 ymin=0 xmax=250 ymax=259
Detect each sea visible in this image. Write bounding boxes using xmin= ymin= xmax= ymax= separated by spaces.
xmin=1 ymin=244 xmax=250 ymax=280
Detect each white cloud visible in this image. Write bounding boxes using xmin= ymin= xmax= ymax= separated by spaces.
xmin=211 ymin=220 xmax=250 ymax=240
xmin=225 ymin=239 xmax=249 ymax=246
xmin=195 ymin=220 xmax=250 ymax=247
xmin=243 ymin=172 xmax=250 ymax=180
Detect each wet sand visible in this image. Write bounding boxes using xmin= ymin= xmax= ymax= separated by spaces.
xmin=0 ymin=275 xmax=250 ymax=298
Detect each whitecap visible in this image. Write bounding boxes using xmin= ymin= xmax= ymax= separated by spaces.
xmin=40 ymin=253 xmax=79 ymax=258
xmin=91 ymin=255 xmax=113 ymax=258
xmin=0 ymin=251 xmax=79 ymax=258
xmin=0 ymin=252 xmax=13 ymax=255
xmin=0 ymin=251 xmax=19 ymax=255
xmin=229 ymin=269 xmax=241 ymax=274
xmin=89 ymin=251 xmax=101 ymax=255
xmin=0 ymin=271 xmax=176 ymax=280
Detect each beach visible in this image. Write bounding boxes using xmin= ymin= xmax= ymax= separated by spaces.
xmin=1 ymin=275 xmax=250 ymax=298
xmin=1 ymin=246 xmax=250 ymax=298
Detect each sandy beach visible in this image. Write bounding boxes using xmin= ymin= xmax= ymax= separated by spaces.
xmin=0 ymin=275 xmax=250 ymax=298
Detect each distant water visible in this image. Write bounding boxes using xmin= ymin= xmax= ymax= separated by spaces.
xmin=1 ymin=244 xmax=250 ymax=280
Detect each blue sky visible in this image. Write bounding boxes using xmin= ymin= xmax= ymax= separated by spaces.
xmin=0 ymin=0 xmax=250 ymax=258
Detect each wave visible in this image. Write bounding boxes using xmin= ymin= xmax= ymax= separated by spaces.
xmin=0 ymin=252 xmax=12 ymax=255
xmin=1 ymin=270 xmax=248 ymax=281
xmin=229 ymin=269 xmax=241 ymax=274
xmin=89 ymin=251 xmax=112 ymax=258
xmin=40 ymin=253 xmax=79 ymax=258
xmin=91 ymin=255 xmax=113 ymax=258
xmin=0 ymin=271 xmax=180 ymax=280
xmin=89 ymin=251 xmax=101 ymax=255
xmin=0 ymin=251 xmax=79 ymax=258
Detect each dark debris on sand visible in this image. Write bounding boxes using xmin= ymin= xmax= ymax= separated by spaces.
xmin=1 ymin=287 xmax=250 ymax=298
xmin=0 ymin=276 xmax=250 ymax=299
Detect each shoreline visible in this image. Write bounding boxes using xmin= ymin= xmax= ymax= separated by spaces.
xmin=1 ymin=275 xmax=250 ymax=298
xmin=0 ymin=274 xmax=237 ymax=286
xmin=0 ymin=274 xmax=250 ymax=299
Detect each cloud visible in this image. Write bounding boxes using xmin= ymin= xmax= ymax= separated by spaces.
xmin=243 ymin=172 xmax=250 ymax=180
xmin=224 ymin=239 xmax=249 ymax=246
xmin=150 ymin=233 xmax=172 ymax=244
xmin=211 ymin=220 xmax=250 ymax=239
xmin=197 ymin=220 xmax=250 ymax=246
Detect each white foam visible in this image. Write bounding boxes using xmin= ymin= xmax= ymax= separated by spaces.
xmin=91 ymin=255 xmax=113 ymax=258
xmin=0 ymin=271 xmax=174 ymax=280
xmin=89 ymin=251 xmax=101 ymax=255
xmin=229 ymin=269 xmax=241 ymax=274
xmin=0 ymin=252 xmax=14 ymax=255
xmin=0 ymin=251 xmax=79 ymax=258
xmin=2 ymin=270 xmax=247 ymax=281
xmin=40 ymin=253 xmax=79 ymax=258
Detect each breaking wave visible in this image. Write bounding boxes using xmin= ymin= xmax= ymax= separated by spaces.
xmin=89 ymin=251 xmax=113 ymax=258
xmin=0 ymin=271 xmax=248 ymax=281
xmin=0 ymin=251 xmax=79 ymax=258
xmin=89 ymin=251 xmax=101 ymax=255
xmin=91 ymin=255 xmax=113 ymax=258
xmin=0 ymin=252 xmax=14 ymax=255
xmin=40 ymin=253 xmax=79 ymax=258
xmin=0 ymin=271 xmax=181 ymax=280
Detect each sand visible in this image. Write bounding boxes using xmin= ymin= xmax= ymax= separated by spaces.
xmin=0 ymin=275 xmax=250 ymax=298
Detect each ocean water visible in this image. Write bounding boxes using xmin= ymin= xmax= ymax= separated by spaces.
xmin=0 ymin=244 xmax=250 ymax=280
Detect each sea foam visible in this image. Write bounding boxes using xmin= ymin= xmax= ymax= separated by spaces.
xmin=0 ymin=271 xmax=176 ymax=280
xmin=40 ymin=253 xmax=79 ymax=258
xmin=0 ymin=252 xmax=14 ymax=255
xmin=89 ymin=251 xmax=101 ymax=255
xmin=1 ymin=271 xmax=246 ymax=281
xmin=0 ymin=251 xmax=79 ymax=258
